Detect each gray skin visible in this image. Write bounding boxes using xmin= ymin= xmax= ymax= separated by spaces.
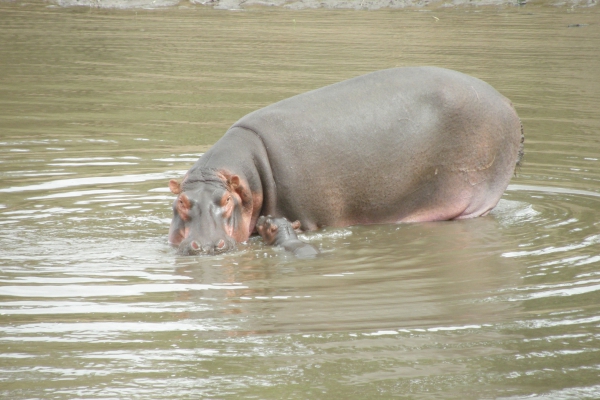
xmin=256 ymin=215 xmax=319 ymax=258
xmin=168 ymin=66 xmax=524 ymax=255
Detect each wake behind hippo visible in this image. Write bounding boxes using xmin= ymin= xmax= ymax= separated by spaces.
xmin=168 ymin=66 xmax=524 ymax=255
xmin=256 ymin=215 xmax=319 ymax=258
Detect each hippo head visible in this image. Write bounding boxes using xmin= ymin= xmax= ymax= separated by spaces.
xmin=256 ymin=215 xmax=279 ymax=245
xmin=256 ymin=215 xmax=302 ymax=246
xmin=168 ymin=170 xmax=255 ymax=255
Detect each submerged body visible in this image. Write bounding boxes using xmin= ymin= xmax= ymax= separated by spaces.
xmin=256 ymin=216 xmax=319 ymax=258
xmin=168 ymin=67 xmax=524 ymax=255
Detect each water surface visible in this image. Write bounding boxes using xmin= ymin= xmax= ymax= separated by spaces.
xmin=1 ymin=2 xmax=600 ymax=398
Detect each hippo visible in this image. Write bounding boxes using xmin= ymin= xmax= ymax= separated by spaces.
xmin=256 ymin=215 xmax=319 ymax=258
xmin=168 ymin=66 xmax=524 ymax=255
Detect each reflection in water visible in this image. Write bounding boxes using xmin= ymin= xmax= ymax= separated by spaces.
xmin=1 ymin=2 xmax=600 ymax=399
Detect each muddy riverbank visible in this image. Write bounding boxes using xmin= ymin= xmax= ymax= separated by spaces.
xmin=36 ymin=0 xmax=599 ymax=10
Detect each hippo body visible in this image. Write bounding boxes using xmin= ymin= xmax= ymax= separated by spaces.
xmin=256 ymin=216 xmax=319 ymax=258
xmin=169 ymin=67 xmax=523 ymax=255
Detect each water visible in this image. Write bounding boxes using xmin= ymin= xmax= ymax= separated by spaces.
xmin=1 ymin=2 xmax=600 ymax=398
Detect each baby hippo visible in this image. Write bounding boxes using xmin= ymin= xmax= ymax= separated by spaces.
xmin=256 ymin=215 xmax=319 ymax=258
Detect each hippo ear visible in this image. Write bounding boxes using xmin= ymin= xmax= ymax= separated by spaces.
xmin=291 ymin=220 xmax=302 ymax=230
xmin=228 ymin=175 xmax=240 ymax=189
xmin=226 ymin=174 xmax=252 ymax=211
xmin=169 ymin=179 xmax=182 ymax=195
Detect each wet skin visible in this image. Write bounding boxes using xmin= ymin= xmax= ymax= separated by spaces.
xmin=256 ymin=215 xmax=319 ymax=258
xmin=168 ymin=67 xmax=524 ymax=255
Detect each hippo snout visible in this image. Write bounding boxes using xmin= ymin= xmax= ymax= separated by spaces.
xmin=178 ymin=237 xmax=234 ymax=256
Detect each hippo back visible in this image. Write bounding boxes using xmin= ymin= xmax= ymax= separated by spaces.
xmin=231 ymin=67 xmax=522 ymax=228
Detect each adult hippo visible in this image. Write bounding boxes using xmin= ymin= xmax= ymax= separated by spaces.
xmin=168 ymin=66 xmax=524 ymax=255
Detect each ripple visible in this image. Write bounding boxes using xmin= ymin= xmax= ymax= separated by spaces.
xmin=507 ymin=183 xmax=600 ymax=199
xmin=0 ymin=301 xmax=209 ymax=315
xmin=0 ymin=283 xmax=248 ymax=298
xmin=48 ymin=162 xmax=138 ymax=166
xmin=2 ymin=207 xmax=91 ymax=219
xmin=0 ymin=320 xmax=225 ymax=335
xmin=499 ymin=385 xmax=600 ymax=400
xmin=502 ymin=234 xmax=600 ymax=258
xmin=0 ymin=172 xmax=173 ymax=193
xmin=28 ymin=189 xmax=123 ymax=200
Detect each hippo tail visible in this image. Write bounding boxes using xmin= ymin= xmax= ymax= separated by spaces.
xmin=515 ymin=119 xmax=524 ymax=173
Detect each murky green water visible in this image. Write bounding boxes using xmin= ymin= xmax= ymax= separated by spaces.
xmin=1 ymin=2 xmax=600 ymax=398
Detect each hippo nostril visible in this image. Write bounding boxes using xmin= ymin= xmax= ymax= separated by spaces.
xmin=180 ymin=239 xmax=233 ymax=256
